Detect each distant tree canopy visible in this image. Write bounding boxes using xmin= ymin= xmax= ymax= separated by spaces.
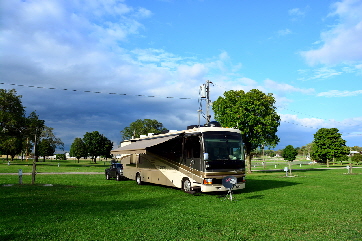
xmin=351 ymin=153 xmax=362 ymax=165
xmin=212 ymin=89 xmax=280 ymax=173
xmin=82 ymin=131 xmax=113 ymax=163
xmin=0 ymin=89 xmax=62 ymax=161
xmin=70 ymin=137 xmax=88 ymax=163
xmin=282 ymin=145 xmax=298 ymax=162
xmin=312 ymin=128 xmax=349 ymax=167
xmin=121 ymin=119 xmax=168 ymax=141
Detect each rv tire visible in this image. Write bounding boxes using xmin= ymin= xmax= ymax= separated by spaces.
xmin=136 ymin=173 xmax=142 ymax=185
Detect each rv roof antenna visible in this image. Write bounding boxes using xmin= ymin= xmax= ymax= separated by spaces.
xmin=199 ymin=80 xmax=213 ymax=125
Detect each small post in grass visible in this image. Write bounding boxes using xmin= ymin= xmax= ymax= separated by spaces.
xmin=18 ymin=169 xmax=23 ymax=184
xmin=284 ymin=167 xmax=288 ymax=177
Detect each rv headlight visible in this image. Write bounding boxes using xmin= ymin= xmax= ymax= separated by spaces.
xmin=203 ymin=178 xmax=213 ymax=185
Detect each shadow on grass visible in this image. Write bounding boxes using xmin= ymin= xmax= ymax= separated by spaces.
xmin=238 ymin=179 xmax=301 ymax=194
xmin=0 ymin=184 xmax=171 ymax=217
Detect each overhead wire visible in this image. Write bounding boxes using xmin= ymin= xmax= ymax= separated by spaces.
xmin=0 ymin=82 xmax=193 ymax=100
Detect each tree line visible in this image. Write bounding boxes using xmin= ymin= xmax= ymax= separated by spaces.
xmin=0 ymin=89 xmax=64 ymax=161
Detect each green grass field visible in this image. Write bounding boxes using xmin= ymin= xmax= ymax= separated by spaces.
xmin=1 ymin=164 xmax=361 ymax=240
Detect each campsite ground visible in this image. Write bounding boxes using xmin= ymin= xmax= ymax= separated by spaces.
xmin=1 ymin=159 xmax=361 ymax=240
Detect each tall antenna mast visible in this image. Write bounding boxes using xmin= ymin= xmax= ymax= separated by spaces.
xmin=200 ymin=80 xmax=213 ymax=125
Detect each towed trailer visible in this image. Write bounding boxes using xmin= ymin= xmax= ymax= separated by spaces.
xmin=111 ymin=123 xmax=246 ymax=192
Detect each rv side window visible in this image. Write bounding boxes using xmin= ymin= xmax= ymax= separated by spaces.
xmin=185 ymin=136 xmax=201 ymax=158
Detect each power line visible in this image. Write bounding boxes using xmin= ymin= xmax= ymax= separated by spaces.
xmin=0 ymin=82 xmax=193 ymax=100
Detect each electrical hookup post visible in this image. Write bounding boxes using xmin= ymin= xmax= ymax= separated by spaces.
xmin=18 ymin=169 xmax=23 ymax=184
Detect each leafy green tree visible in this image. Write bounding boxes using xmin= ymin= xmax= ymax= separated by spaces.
xmin=39 ymin=126 xmax=64 ymax=161
xmin=282 ymin=145 xmax=298 ymax=175
xmin=26 ymin=111 xmax=45 ymax=161
xmin=121 ymin=119 xmax=168 ymax=140
xmin=282 ymin=145 xmax=298 ymax=162
xmin=312 ymin=128 xmax=349 ymax=167
xmin=70 ymin=137 xmax=88 ymax=163
xmin=336 ymin=155 xmax=348 ymax=164
xmin=351 ymin=153 xmax=362 ymax=165
xmin=83 ymin=131 xmax=113 ymax=163
xmin=38 ymin=139 xmax=55 ymax=161
xmin=0 ymin=89 xmax=26 ymax=159
xmin=212 ymin=89 xmax=280 ymax=173
xmin=1 ymin=136 xmax=23 ymax=161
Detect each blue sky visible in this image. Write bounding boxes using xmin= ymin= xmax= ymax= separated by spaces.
xmin=1 ymin=0 xmax=361 ymax=151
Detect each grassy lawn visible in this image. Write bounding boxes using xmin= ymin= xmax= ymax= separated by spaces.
xmin=1 ymin=168 xmax=361 ymax=240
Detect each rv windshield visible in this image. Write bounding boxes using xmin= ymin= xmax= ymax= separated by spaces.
xmin=203 ymin=132 xmax=244 ymax=161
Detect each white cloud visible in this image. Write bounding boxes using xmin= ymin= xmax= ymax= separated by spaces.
xmin=288 ymin=8 xmax=305 ymax=17
xmin=300 ymin=0 xmax=362 ymax=65
xmin=281 ymin=114 xmax=325 ymax=128
xmin=298 ymin=67 xmax=343 ymax=80
xmin=177 ymin=63 xmax=208 ymax=82
xmin=264 ymin=79 xmax=314 ymax=95
xmin=277 ymin=28 xmax=292 ymax=36
xmin=317 ymin=90 xmax=362 ymax=97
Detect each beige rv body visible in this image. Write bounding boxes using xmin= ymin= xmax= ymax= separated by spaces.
xmin=112 ymin=127 xmax=246 ymax=192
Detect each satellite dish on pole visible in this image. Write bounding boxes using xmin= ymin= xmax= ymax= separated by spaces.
xmin=222 ymin=176 xmax=237 ymax=201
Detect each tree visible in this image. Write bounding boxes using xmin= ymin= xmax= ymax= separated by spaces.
xmin=121 ymin=119 xmax=168 ymax=140
xmin=212 ymin=89 xmax=280 ymax=173
xmin=282 ymin=145 xmax=298 ymax=175
xmin=351 ymin=153 xmax=362 ymax=165
xmin=25 ymin=111 xmax=45 ymax=161
xmin=83 ymin=131 xmax=113 ymax=163
xmin=38 ymin=126 xmax=64 ymax=161
xmin=1 ymin=136 xmax=23 ymax=161
xmin=312 ymin=128 xmax=349 ymax=167
xmin=0 ymin=89 xmax=26 ymax=160
xmin=350 ymin=146 xmax=362 ymax=152
xmin=70 ymin=138 xmax=88 ymax=163
xmin=301 ymin=143 xmax=314 ymax=160
xmin=38 ymin=139 xmax=55 ymax=161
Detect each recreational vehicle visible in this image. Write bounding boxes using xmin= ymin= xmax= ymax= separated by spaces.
xmin=111 ymin=122 xmax=246 ymax=192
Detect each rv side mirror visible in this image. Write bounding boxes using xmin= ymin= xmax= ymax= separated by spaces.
xmin=204 ymin=153 xmax=209 ymax=160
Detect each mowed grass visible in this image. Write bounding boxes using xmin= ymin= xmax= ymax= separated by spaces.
xmin=1 ymin=169 xmax=362 ymax=240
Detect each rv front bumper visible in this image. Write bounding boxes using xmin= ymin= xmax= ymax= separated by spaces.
xmin=200 ymin=182 xmax=245 ymax=192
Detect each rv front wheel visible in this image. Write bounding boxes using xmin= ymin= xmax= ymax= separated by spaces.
xmin=182 ymin=178 xmax=192 ymax=192
xmin=136 ymin=173 xmax=142 ymax=185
